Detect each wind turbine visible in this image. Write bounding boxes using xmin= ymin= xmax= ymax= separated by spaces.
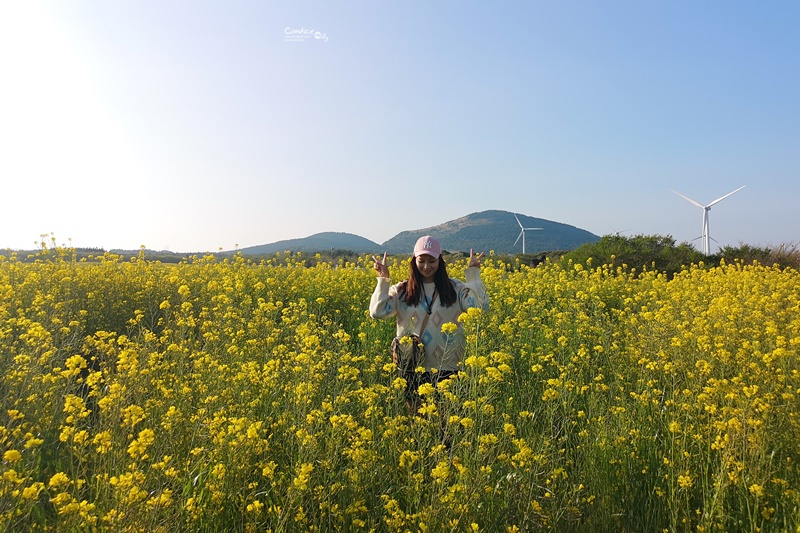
xmin=609 ymin=225 xmax=631 ymax=237
xmin=670 ymin=186 xmax=745 ymax=255
xmin=514 ymin=214 xmax=542 ymax=254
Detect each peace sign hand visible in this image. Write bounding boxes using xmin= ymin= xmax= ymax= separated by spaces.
xmin=372 ymin=252 xmax=390 ymax=278
xmin=468 ymin=249 xmax=485 ymax=268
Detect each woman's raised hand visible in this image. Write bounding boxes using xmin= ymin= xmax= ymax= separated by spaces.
xmin=468 ymin=249 xmax=485 ymax=268
xmin=372 ymin=252 xmax=390 ymax=278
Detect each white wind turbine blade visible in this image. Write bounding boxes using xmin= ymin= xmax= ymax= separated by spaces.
xmin=707 ymin=185 xmax=745 ymax=208
xmin=609 ymin=226 xmax=632 ymax=236
xmin=513 ymin=214 xmax=542 ymax=253
xmin=670 ymin=189 xmax=705 ymax=209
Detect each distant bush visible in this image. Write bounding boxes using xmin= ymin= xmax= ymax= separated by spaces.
xmin=716 ymin=242 xmax=800 ymax=270
xmin=559 ymin=235 xmax=800 ymax=276
xmin=560 ymin=234 xmax=705 ymax=277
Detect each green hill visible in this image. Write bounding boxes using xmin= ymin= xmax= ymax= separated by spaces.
xmin=235 ymin=232 xmax=380 ymax=255
xmin=230 ymin=211 xmax=599 ymax=256
xmin=380 ymin=210 xmax=599 ymax=254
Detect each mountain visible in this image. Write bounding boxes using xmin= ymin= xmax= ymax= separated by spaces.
xmin=234 ymin=211 xmax=599 ymax=256
xmin=380 ymin=210 xmax=599 ymax=254
xmin=235 ymin=232 xmax=380 ymax=255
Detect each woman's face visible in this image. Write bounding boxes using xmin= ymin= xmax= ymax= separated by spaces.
xmin=415 ymin=254 xmax=439 ymax=282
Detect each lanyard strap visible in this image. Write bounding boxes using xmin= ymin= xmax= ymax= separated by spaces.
xmin=419 ymin=288 xmax=437 ymax=332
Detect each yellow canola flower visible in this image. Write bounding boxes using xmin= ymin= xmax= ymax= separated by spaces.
xmin=49 ymin=472 xmax=70 ymax=489
xmin=749 ymin=484 xmax=765 ymax=498
xmin=24 ymin=433 xmax=44 ymax=449
xmin=293 ymin=462 xmax=314 ymax=491
xmin=22 ymin=482 xmax=44 ymax=500
xmin=464 ymin=355 xmax=489 ymax=369
xmin=127 ymin=428 xmax=155 ymax=459
xmin=399 ymin=450 xmax=420 ymax=468
xmin=441 ymin=322 xmax=458 ymax=335
xmin=3 ymin=469 xmax=24 ymax=484
xmin=430 ymin=460 xmax=450 ymax=484
xmin=247 ymin=499 xmax=264 ymax=513
xmin=146 ymin=489 xmax=173 ymax=508
xmin=262 ymin=461 xmax=277 ymax=478
xmin=417 ymin=383 xmax=436 ymax=397
xmin=93 ymin=431 xmax=112 ymax=454
xmin=3 ymin=450 xmax=22 ymax=462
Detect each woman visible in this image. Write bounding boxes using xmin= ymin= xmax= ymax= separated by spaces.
xmin=370 ymin=235 xmax=489 ymax=415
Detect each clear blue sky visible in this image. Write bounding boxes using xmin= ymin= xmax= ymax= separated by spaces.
xmin=1 ymin=1 xmax=798 ymax=253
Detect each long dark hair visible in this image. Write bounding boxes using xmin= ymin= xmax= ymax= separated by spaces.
xmin=400 ymin=255 xmax=457 ymax=307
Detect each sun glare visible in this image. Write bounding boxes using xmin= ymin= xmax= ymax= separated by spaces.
xmin=0 ymin=2 xmax=147 ymax=249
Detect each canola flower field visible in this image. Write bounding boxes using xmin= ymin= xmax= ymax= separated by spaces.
xmin=1 ymin=249 xmax=799 ymax=532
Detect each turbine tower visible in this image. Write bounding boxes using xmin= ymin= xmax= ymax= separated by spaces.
xmin=514 ymin=214 xmax=542 ymax=255
xmin=670 ymin=186 xmax=745 ymax=255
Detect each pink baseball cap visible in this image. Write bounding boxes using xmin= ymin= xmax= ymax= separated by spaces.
xmin=413 ymin=235 xmax=442 ymax=258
